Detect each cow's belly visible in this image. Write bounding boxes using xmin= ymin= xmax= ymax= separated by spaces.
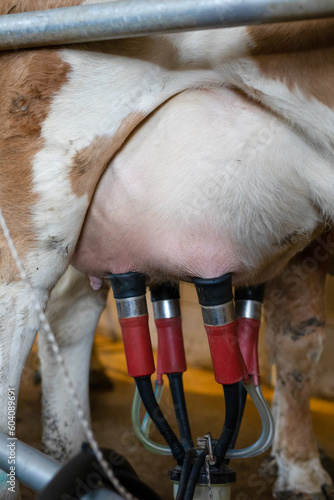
xmin=72 ymin=86 xmax=327 ymax=287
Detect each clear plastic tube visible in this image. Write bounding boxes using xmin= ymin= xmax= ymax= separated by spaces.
xmin=225 ymin=383 xmax=275 ymax=459
xmin=131 ymin=383 xmax=172 ymax=456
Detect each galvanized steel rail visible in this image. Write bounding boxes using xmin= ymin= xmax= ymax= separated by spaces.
xmin=0 ymin=0 xmax=333 ymax=50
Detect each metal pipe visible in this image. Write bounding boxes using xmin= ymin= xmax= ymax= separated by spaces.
xmin=0 ymin=432 xmax=122 ymax=499
xmin=0 ymin=432 xmax=59 ymax=492
xmin=0 ymin=0 xmax=333 ymax=51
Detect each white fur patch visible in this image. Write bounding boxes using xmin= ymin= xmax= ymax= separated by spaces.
xmin=275 ymin=455 xmax=332 ymax=494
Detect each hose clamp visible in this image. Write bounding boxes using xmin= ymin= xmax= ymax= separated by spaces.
xmin=152 ymin=299 xmax=181 ymax=320
xmin=201 ymin=300 xmax=235 ymax=326
xmin=116 ymin=295 xmax=148 ymax=318
xmin=235 ymin=300 xmax=262 ymax=320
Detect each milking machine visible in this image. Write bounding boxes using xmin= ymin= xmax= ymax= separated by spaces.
xmin=109 ymin=272 xmax=274 ymax=500
xmin=0 ymin=270 xmax=273 ymax=500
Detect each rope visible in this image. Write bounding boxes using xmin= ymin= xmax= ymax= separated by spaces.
xmin=205 ymin=456 xmax=214 ymax=500
xmin=0 ymin=208 xmax=136 ymax=500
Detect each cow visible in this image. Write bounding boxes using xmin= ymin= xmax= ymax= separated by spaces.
xmin=70 ymin=84 xmax=334 ymax=500
xmin=0 ymin=0 xmax=333 ymax=498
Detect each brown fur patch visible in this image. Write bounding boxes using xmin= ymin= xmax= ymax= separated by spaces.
xmin=69 ymin=112 xmax=146 ymax=200
xmin=248 ymin=20 xmax=334 ymax=108
xmin=0 ymin=49 xmax=70 ymax=281
xmin=0 ymin=0 xmax=83 ymax=15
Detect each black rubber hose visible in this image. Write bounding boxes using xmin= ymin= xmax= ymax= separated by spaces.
xmin=168 ymin=373 xmax=194 ymax=450
xmin=214 ymin=382 xmax=240 ymax=464
xmin=183 ymin=451 xmax=207 ymax=500
xmin=135 ymin=376 xmax=185 ymax=464
xmin=228 ymin=382 xmax=247 ymax=450
xmin=225 ymin=382 xmax=248 ymax=463
xmin=176 ymin=449 xmax=195 ymax=500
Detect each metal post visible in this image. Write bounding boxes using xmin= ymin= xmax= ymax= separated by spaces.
xmin=0 ymin=0 xmax=333 ymax=50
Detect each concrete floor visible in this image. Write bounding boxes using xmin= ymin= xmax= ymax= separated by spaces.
xmin=17 ymin=335 xmax=334 ymax=500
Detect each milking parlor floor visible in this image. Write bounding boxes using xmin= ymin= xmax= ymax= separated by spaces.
xmin=18 ymin=334 xmax=334 ymax=500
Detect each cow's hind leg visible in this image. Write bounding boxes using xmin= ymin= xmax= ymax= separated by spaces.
xmin=264 ymin=239 xmax=333 ymax=499
xmin=0 ymin=281 xmax=49 ymax=499
xmin=38 ymin=267 xmax=108 ymax=462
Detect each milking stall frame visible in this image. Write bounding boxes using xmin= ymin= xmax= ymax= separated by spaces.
xmin=0 ymin=1 xmax=334 ymax=499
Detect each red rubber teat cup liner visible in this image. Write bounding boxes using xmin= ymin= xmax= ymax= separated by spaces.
xmin=204 ymin=320 xmax=249 ymax=385
xmin=119 ymin=315 xmax=155 ymax=378
xmin=237 ymin=317 xmax=261 ymax=386
xmin=156 ymin=317 xmax=187 ymax=376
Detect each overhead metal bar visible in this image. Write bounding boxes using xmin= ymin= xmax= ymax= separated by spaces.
xmin=0 ymin=0 xmax=333 ymax=51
